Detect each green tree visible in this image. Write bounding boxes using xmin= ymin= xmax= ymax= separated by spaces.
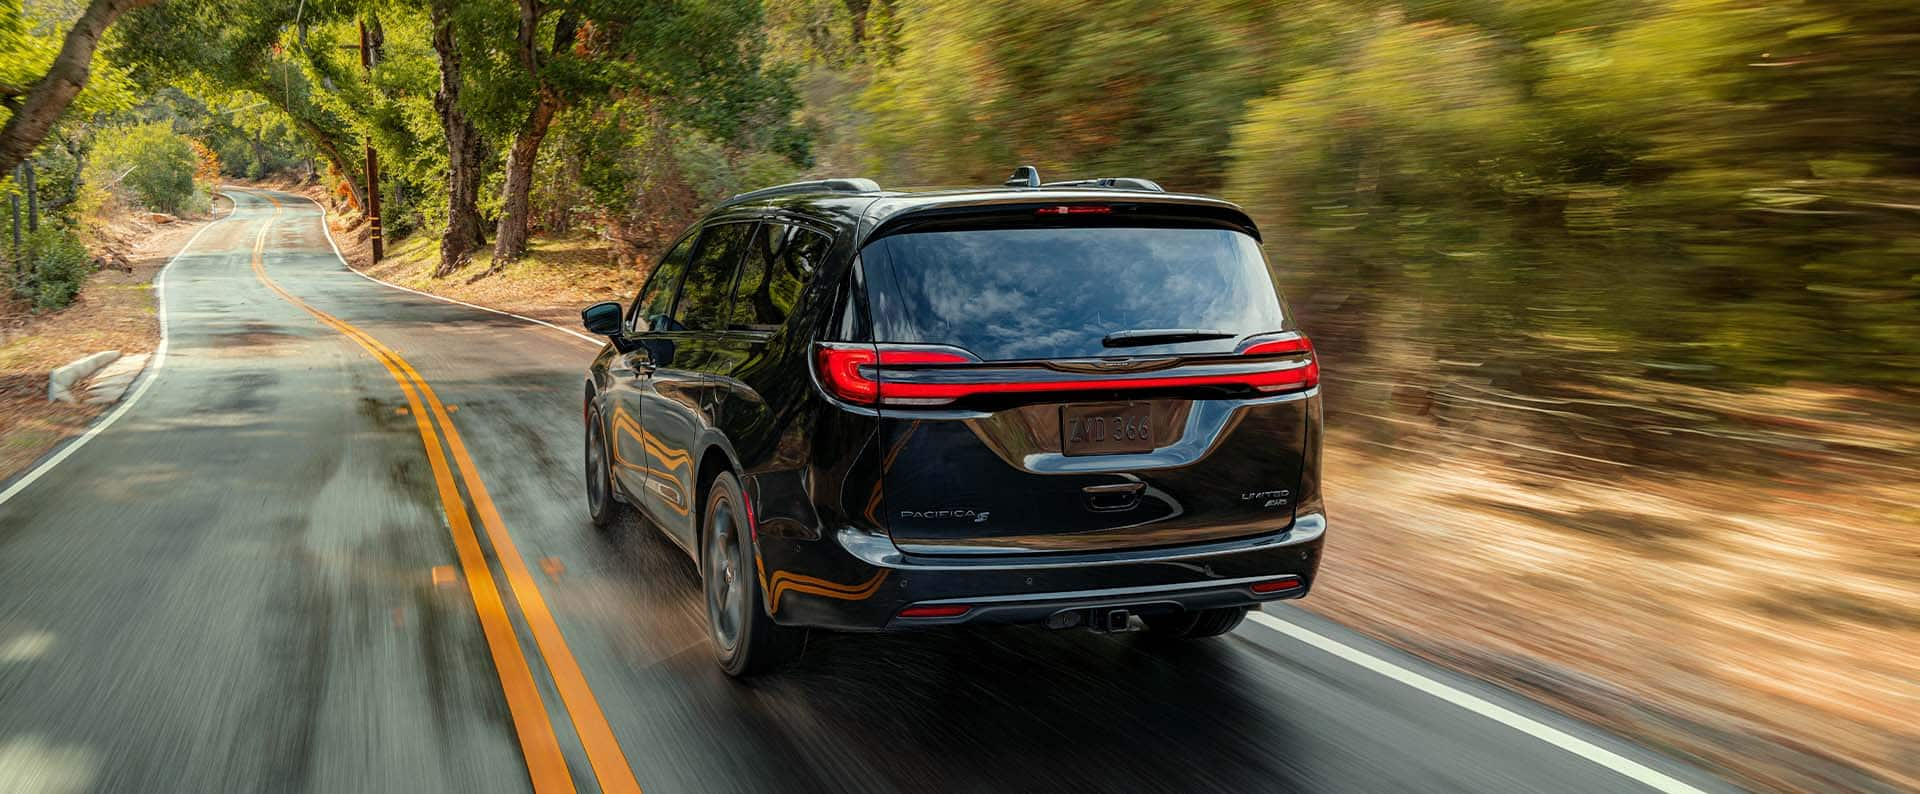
xmin=0 ymin=0 xmax=142 ymax=176
xmin=111 ymin=0 xmax=372 ymax=210
xmin=83 ymin=119 xmax=205 ymax=213
xmin=485 ymin=0 xmax=806 ymax=264
xmin=9 ymin=224 xmax=91 ymax=310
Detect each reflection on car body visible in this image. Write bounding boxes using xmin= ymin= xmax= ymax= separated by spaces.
xmin=579 ymin=167 xmax=1327 ymax=676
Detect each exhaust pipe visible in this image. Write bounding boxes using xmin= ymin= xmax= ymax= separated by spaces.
xmin=1044 ymin=610 xmax=1083 ymax=630
xmin=1044 ymin=607 xmax=1138 ymax=632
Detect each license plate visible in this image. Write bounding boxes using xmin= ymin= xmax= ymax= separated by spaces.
xmin=1061 ymin=402 xmax=1154 ymax=457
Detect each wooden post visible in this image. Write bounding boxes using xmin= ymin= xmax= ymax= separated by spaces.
xmin=9 ymin=165 xmax=20 ymax=252
xmin=359 ymin=19 xmax=384 ymax=261
xmin=23 ymin=160 xmax=36 ymax=232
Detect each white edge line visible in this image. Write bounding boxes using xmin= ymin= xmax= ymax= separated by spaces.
xmin=1241 ymin=610 xmax=1710 ymax=794
xmin=0 ymin=205 xmax=234 ymax=508
xmin=270 ymin=187 xmax=602 ymax=349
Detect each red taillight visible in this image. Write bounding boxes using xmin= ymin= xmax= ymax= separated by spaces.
xmin=1241 ymin=333 xmax=1318 ymax=391
xmin=876 ymin=366 xmax=1315 ymax=404
xmin=814 ymin=344 xmax=979 ymax=405
xmin=1035 ymin=205 xmax=1112 ymax=216
xmin=1251 ymin=576 xmax=1302 ymax=594
xmin=814 ymin=343 xmax=880 ymax=404
xmin=1242 ymin=335 xmax=1311 ymax=356
xmin=898 ymin=604 xmax=970 ymax=619
xmin=814 ymin=334 xmax=1318 ymax=407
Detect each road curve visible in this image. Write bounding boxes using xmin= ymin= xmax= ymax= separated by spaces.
xmin=0 ymin=189 xmax=1739 ymax=793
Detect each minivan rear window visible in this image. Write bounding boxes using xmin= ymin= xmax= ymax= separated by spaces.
xmin=864 ymin=226 xmax=1288 ymax=361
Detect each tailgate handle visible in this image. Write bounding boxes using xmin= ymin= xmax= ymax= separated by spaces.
xmin=1083 ymin=482 xmax=1144 ymax=512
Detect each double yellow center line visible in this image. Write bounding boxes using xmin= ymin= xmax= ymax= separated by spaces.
xmin=245 ymin=193 xmax=641 ymax=794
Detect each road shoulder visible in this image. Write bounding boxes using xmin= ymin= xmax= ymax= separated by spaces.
xmin=0 ymin=202 xmax=227 ymax=485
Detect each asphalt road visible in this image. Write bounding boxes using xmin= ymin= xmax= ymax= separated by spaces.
xmin=0 ymin=189 xmax=1740 ymax=794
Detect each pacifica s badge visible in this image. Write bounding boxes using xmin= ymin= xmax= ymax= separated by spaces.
xmin=899 ymin=509 xmax=991 ymax=523
xmin=1242 ymin=489 xmax=1291 ymax=509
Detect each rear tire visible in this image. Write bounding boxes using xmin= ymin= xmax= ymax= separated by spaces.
xmin=1142 ymin=606 xmax=1249 ymax=639
xmin=585 ymin=404 xmax=625 ymax=529
xmin=702 ymin=471 xmax=801 ymax=677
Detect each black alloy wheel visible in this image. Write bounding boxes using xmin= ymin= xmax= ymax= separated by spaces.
xmin=702 ymin=471 xmax=799 ymax=676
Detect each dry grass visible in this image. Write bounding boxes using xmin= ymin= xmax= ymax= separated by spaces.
xmin=287 ymin=182 xmax=644 ymax=331
xmin=1305 ymin=389 xmax=1920 ymax=792
xmin=357 ymin=231 xmax=644 ymax=329
xmin=0 ymin=210 xmax=219 ymax=482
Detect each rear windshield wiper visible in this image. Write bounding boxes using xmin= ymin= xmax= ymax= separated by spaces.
xmin=1102 ymin=328 xmax=1237 ymax=348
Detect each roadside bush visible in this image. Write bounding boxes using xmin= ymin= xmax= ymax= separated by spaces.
xmin=82 ymin=122 xmax=208 ymax=215
xmin=8 ymin=227 xmax=94 ymax=311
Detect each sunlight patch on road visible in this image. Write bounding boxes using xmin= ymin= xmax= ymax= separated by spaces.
xmin=0 ymin=736 xmax=98 ymax=794
xmin=0 ymin=631 xmax=54 ymax=663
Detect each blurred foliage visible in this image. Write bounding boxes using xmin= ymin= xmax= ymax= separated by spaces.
xmin=855 ymin=0 xmax=1920 ymax=395
xmin=17 ymin=0 xmax=1913 ymax=401
xmin=0 ymin=0 xmax=138 ymax=118
xmin=860 ymin=0 xmax=1288 ymax=191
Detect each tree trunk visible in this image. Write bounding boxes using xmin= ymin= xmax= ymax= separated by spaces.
xmin=841 ymin=0 xmax=870 ymax=49
xmin=490 ymin=4 xmax=576 ymax=264
xmin=429 ymin=0 xmax=488 ymax=278
xmin=0 ymin=0 xmax=150 ymax=177
xmin=492 ymin=98 xmax=555 ymax=263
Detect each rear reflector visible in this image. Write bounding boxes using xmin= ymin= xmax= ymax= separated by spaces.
xmin=1251 ymin=576 xmax=1302 ymax=594
xmin=898 ymin=604 xmax=971 ymax=619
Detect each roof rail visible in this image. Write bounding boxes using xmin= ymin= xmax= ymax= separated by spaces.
xmin=725 ymin=178 xmax=882 ymax=205
xmin=1040 ymin=177 xmax=1166 ymax=192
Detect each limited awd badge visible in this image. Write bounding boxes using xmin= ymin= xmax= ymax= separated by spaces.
xmin=1242 ymin=489 xmax=1291 ymax=509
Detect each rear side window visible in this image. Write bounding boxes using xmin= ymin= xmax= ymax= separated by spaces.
xmin=865 ymin=226 xmax=1287 ymax=361
xmin=673 ymin=222 xmax=754 ymax=332
xmin=727 ymin=223 xmax=827 ymax=331
xmin=631 ymin=233 xmax=694 ymax=332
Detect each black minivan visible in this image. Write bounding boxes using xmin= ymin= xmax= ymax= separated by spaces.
xmin=580 ymin=168 xmax=1325 ymax=675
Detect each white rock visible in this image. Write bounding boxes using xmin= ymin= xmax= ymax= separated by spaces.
xmin=82 ymin=353 xmax=149 ymax=404
xmin=48 ymin=351 xmax=121 ymax=403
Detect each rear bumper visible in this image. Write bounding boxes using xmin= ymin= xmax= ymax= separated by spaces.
xmin=757 ymin=512 xmax=1326 ymax=631
xmin=881 ymin=573 xmax=1309 ymax=629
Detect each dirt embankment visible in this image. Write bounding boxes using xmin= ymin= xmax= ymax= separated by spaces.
xmin=267 ymin=180 xmax=642 ymax=329
xmin=0 ymin=201 xmax=229 ymax=483
xmin=312 ymin=200 xmax=1918 ymax=793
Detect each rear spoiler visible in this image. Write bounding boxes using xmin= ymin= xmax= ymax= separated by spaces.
xmin=860 ymin=195 xmax=1261 ymax=246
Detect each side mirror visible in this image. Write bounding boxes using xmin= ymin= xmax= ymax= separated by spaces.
xmin=581 ymin=301 xmax=624 ymax=337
